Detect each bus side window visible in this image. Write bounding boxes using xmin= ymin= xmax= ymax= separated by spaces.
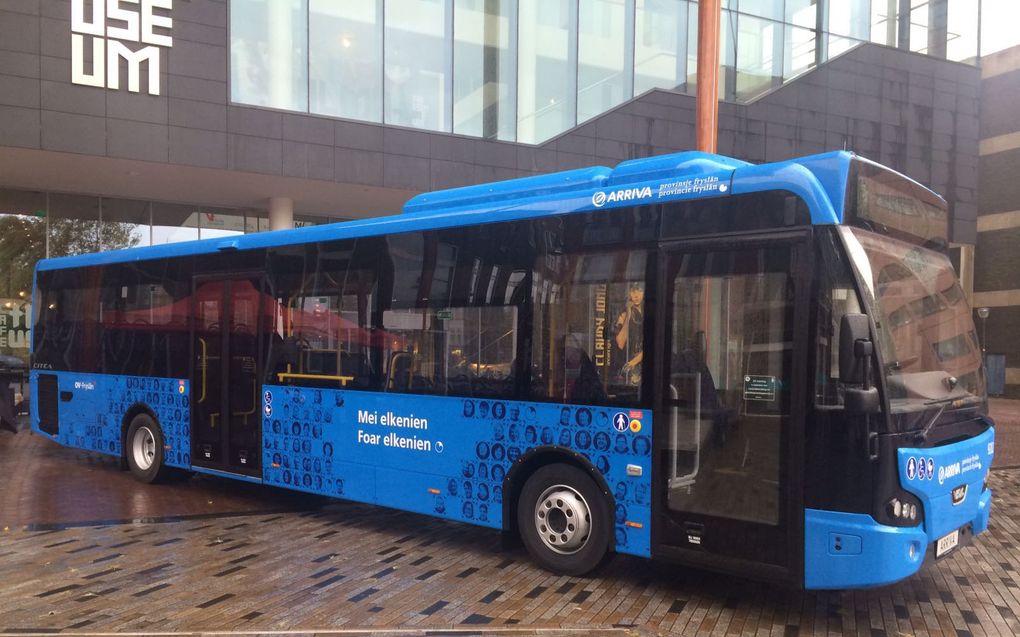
xmin=532 ymin=249 xmax=648 ymax=406
xmin=815 ymin=231 xmax=863 ymax=407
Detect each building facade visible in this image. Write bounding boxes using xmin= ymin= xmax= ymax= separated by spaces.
xmin=974 ymin=44 xmax=1020 ymax=397
xmin=0 ymin=0 xmax=985 ymax=364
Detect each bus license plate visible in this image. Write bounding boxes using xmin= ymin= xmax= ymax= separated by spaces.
xmin=936 ymin=530 xmax=960 ymax=558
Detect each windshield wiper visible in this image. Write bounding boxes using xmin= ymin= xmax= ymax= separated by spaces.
xmin=913 ymin=398 xmax=950 ymax=444
xmin=913 ymin=391 xmax=974 ymax=443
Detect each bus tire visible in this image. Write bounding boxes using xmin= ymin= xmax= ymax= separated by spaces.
xmin=125 ymin=413 xmax=168 ymax=484
xmin=518 ymin=464 xmax=611 ymax=576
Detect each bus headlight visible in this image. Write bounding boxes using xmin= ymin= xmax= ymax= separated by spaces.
xmin=886 ymin=497 xmax=920 ymax=524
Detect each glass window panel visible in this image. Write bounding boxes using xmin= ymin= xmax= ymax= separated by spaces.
xmin=634 ymin=0 xmax=689 ymax=94
xmin=245 ymin=210 xmax=270 ymax=233
xmin=719 ymin=9 xmax=737 ymax=100
xmin=827 ymin=34 xmax=863 ymax=58
xmin=310 ymin=0 xmax=382 ymax=121
xmin=909 ymin=1 xmax=930 ymax=54
xmin=785 ymin=25 xmax=817 ymax=80
xmin=827 ymin=0 xmax=870 ymax=39
xmin=685 ymin=1 xmax=699 ymax=92
xmin=199 ymin=207 xmax=246 ymax=240
xmin=517 ymin=0 xmax=575 ymax=144
xmin=230 ymin=0 xmax=308 ymax=111
xmin=946 ymin=0 xmax=978 ymax=63
xmin=735 ymin=14 xmax=780 ymax=100
xmin=0 ymin=190 xmax=45 ymax=362
xmin=532 ymin=248 xmax=648 ymax=406
xmin=735 ymin=0 xmax=783 ymax=21
xmin=786 ymin=0 xmax=817 ymax=29
xmin=870 ymin=0 xmax=899 ymax=46
xmin=48 ymin=193 xmax=101 ymax=257
xmin=100 ymin=198 xmax=149 ymax=249
xmin=666 ymin=246 xmax=793 ymax=526
xmin=577 ymin=0 xmax=630 ymax=124
xmin=385 ymin=0 xmax=450 ymax=131
xmin=453 ymin=0 xmax=516 ymax=140
xmin=0 ymin=189 xmax=46 ymax=292
xmin=151 ymin=202 xmax=200 ymax=245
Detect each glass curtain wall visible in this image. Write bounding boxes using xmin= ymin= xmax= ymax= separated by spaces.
xmin=453 ymin=0 xmax=517 ymax=139
xmin=231 ymin=0 xmax=309 ymax=111
xmin=231 ymin=0 xmax=983 ymax=144
xmin=310 ymin=1 xmax=383 ymax=122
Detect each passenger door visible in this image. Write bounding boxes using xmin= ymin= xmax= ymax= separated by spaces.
xmin=656 ymin=233 xmax=809 ymax=580
xmin=191 ymin=274 xmax=265 ymax=477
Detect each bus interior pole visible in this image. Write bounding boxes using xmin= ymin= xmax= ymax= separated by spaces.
xmin=696 ymin=0 xmax=722 ymax=154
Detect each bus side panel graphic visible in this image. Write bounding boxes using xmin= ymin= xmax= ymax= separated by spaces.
xmin=262 ymin=386 xmax=653 ymax=558
xmin=31 ymin=371 xmax=191 ymax=470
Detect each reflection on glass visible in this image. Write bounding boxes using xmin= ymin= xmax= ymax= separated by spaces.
xmin=719 ymin=9 xmax=737 ymax=100
xmin=785 ymin=25 xmax=817 ymax=80
xmin=310 ymin=1 xmax=382 ymax=122
xmin=385 ymin=0 xmax=450 ymax=131
xmin=735 ymin=14 xmax=780 ymax=100
xmin=48 ymin=194 xmax=101 ymax=257
xmin=517 ymin=0 xmax=575 ymax=144
xmin=846 ymin=227 xmax=986 ymax=411
xmin=101 ymin=198 xmax=150 ymax=249
xmin=453 ymin=0 xmax=516 ymax=140
xmin=231 ymin=0 xmax=308 ymax=111
xmin=578 ymin=0 xmax=630 ymax=124
xmin=827 ymin=0 xmax=870 ymax=39
xmin=151 ymin=202 xmax=200 ymax=245
xmin=736 ymin=0 xmax=784 ymax=21
xmin=785 ymin=0 xmax=817 ymax=29
xmin=909 ymin=1 xmax=930 ymax=55
xmin=634 ymin=0 xmax=690 ymax=95
xmin=946 ymin=0 xmax=979 ymax=63
xmin=199 ymin=208 xmax=246 ymax=240
xmin=870 ymin=0 xmax=899 ymax=46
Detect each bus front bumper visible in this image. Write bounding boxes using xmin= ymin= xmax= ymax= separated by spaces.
xmin=803 ymin=492 xmax=992 ymax=590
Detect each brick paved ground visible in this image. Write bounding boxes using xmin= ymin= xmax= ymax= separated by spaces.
xmin=989 ymin=399 xmax=1020 ymax=468
xmin=2 ymin=428 xmax=1020 ymax=636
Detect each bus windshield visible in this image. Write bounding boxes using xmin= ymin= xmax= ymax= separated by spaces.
xmin=843 ymin=226 xmax=985 ymax=414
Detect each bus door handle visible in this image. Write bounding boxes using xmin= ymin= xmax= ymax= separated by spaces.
xmin=866 ymin=429 xmax=879 ymax=461
xmin=59 ymin=391 xmax=73 ymax=402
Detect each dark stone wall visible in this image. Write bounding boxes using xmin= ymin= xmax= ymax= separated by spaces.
xmin=974 ymin=50 xmax=1020 ymax=395
xmin=0 ymin=0 xmax=979 ymax=243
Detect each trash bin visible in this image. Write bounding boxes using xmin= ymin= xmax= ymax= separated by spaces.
xmin=0 ymin=354 xmax=26 ymax=433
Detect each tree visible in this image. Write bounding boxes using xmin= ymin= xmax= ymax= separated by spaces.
xmin=0 ymin=215 xmax=141 ymax=297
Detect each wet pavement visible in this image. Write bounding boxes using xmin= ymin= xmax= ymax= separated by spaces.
xmin=1 ymin=405 xmax=1019 ymax=636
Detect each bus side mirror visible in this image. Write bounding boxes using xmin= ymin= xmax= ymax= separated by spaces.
xmin=839 ymin=313 xmax=872 ymax=385
xmin=840 ymin=313 xmax=880 ymax=415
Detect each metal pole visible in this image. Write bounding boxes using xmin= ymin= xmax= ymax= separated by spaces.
xmin=696 ymin=0 xmax=721 ymax=153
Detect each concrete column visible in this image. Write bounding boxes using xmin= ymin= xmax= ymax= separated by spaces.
xmin=268 ymin=197 xmax=294 ymax=231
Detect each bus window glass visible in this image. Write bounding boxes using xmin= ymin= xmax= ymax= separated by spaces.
xmin=98 ymin=260 xmax=192 ymax=378
xmin=843 ymin=227 xmax=985 ymax=411
xmin=33 ymin=268 xmax=100 ymax=373
xmin=813 ymin=229 xmax=863 ymax=406
xmin=666 ymin=246 xmax=793 ymax=526
xmin=532 ymin=249 xmax=648 ymax=406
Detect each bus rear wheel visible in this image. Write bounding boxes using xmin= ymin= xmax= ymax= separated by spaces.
xmin=125 ymin=413 xmax=169 ymax=484
xmin=518 ymin=464 xmax=611 ymax=576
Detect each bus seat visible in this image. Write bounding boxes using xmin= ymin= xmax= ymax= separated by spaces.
xmin=387 ymin=351 xmax=412 ymax=392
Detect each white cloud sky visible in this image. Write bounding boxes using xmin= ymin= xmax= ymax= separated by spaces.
xmin=982 ymin=0 xmax=1020 ymax=56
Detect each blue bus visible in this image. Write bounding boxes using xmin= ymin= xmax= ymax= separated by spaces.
xmin=30 ymin=150 xmax=993 ymax=588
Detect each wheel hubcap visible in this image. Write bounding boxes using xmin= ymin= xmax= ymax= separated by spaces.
xmin=534 ymin=484 xmax=592 ymax=555
xmin=132 ymin=425 xmax=157 ymax=471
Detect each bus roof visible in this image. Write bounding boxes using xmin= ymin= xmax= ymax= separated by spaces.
xmin=33 ymin=150 xmax=936 ymax=273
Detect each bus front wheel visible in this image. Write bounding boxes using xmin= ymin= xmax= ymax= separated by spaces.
xmin=125 ymin=414 xmax=169 ymax=484
xmin=518 ymin=464 xmax=611 ymax=576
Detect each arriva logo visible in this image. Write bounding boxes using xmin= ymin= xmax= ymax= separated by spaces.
xmin=938 ymin=461 xmax=961 ymax=485
xmin=592 ymin=186 xmax=652 ymax=208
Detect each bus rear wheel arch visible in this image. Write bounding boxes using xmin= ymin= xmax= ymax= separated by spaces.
xmin=124 ymin=412 xmax=171 ymax=484
xmin=517 ymin=463 xmax=612 ymax=576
